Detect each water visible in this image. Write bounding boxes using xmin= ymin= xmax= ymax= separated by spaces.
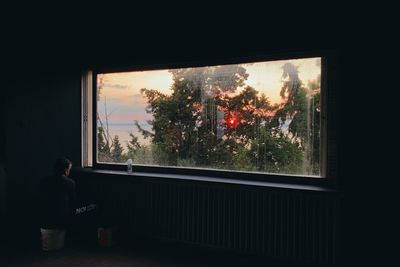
xmin=104 ymin=122 xmax=152 ymax=152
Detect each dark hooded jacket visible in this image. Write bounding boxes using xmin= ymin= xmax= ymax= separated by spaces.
xmin=39 ymin=174 xmax=76 ymax=229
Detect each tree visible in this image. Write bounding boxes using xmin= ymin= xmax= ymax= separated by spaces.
xmin=96 ymin=73 xmax=120 ymax=162
xmin=271 ymin=63 xmax=321 ymax=175
xmin=246 ymin=129 xmax=303 ymax=173
xmin=308 ymin=76 xmax=321 ymax=173
xmin=98 ymin=126 xmax=112 ymax=162
xmin=141 ymin=65 xmax=250 ymax=166
xmin=126 ymin=133 xmax=141 ymax=161
xmin=112 ymin=135 xmax=123 ymax=162
xmin=139 ymin=62 xmax=317 ymax=175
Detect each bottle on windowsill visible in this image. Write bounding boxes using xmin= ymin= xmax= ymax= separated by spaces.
xmin=127 ymin=159 xmax=132 ymax=173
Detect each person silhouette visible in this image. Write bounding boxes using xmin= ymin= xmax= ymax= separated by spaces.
xmin=39 ymin=157 xmax=76 ymax=250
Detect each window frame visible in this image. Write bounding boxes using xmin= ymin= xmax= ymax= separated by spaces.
xmin=87 ymin=50 xmax=337 ymax=187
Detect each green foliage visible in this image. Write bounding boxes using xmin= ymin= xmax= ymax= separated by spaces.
xmin=244 ymin=129 xmax=303 ymax=173
xmin=97 ymin=126 xmax=113 ymax=162
xmin=140 ymin=64 xmax=307 ymax=174
xmin=272 ymin=63 xmax=321 ymax=175
xmin=111 ymin=135 xmax=123 ymax=162
xmin=126 ymin=133 xmax=141 ymax=161
xmin=311 ymin=91 xmax=321 ymax=173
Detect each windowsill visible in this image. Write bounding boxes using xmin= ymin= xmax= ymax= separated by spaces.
xmin=74 ymin=167 xmax=338 ymax=193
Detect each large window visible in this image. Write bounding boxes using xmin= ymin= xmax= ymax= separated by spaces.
xmin=93 ymin=57 xmax=324 ymax=177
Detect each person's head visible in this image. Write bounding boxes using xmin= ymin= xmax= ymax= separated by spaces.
xmin=53 ymin=157 xmax=72 ymax=176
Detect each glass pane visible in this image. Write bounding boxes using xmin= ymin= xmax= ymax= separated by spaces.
xmin=96 ymin=57 xmax=322 ymax=176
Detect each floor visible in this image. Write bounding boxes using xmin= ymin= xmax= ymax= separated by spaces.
xmin=0 ymin=238 xmax=305 ymax=267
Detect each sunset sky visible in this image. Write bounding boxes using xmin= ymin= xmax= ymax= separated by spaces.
xmin=98 ymin=57 xmax=321 ymax=126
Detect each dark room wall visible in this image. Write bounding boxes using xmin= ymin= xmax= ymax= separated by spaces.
xmin=4 ymin=69 xmax=82 ymax=247
xmin=0 ymin=89 xmax=5 ymax=225
xmin=0 ymin=91 xmax=4 ymax=163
